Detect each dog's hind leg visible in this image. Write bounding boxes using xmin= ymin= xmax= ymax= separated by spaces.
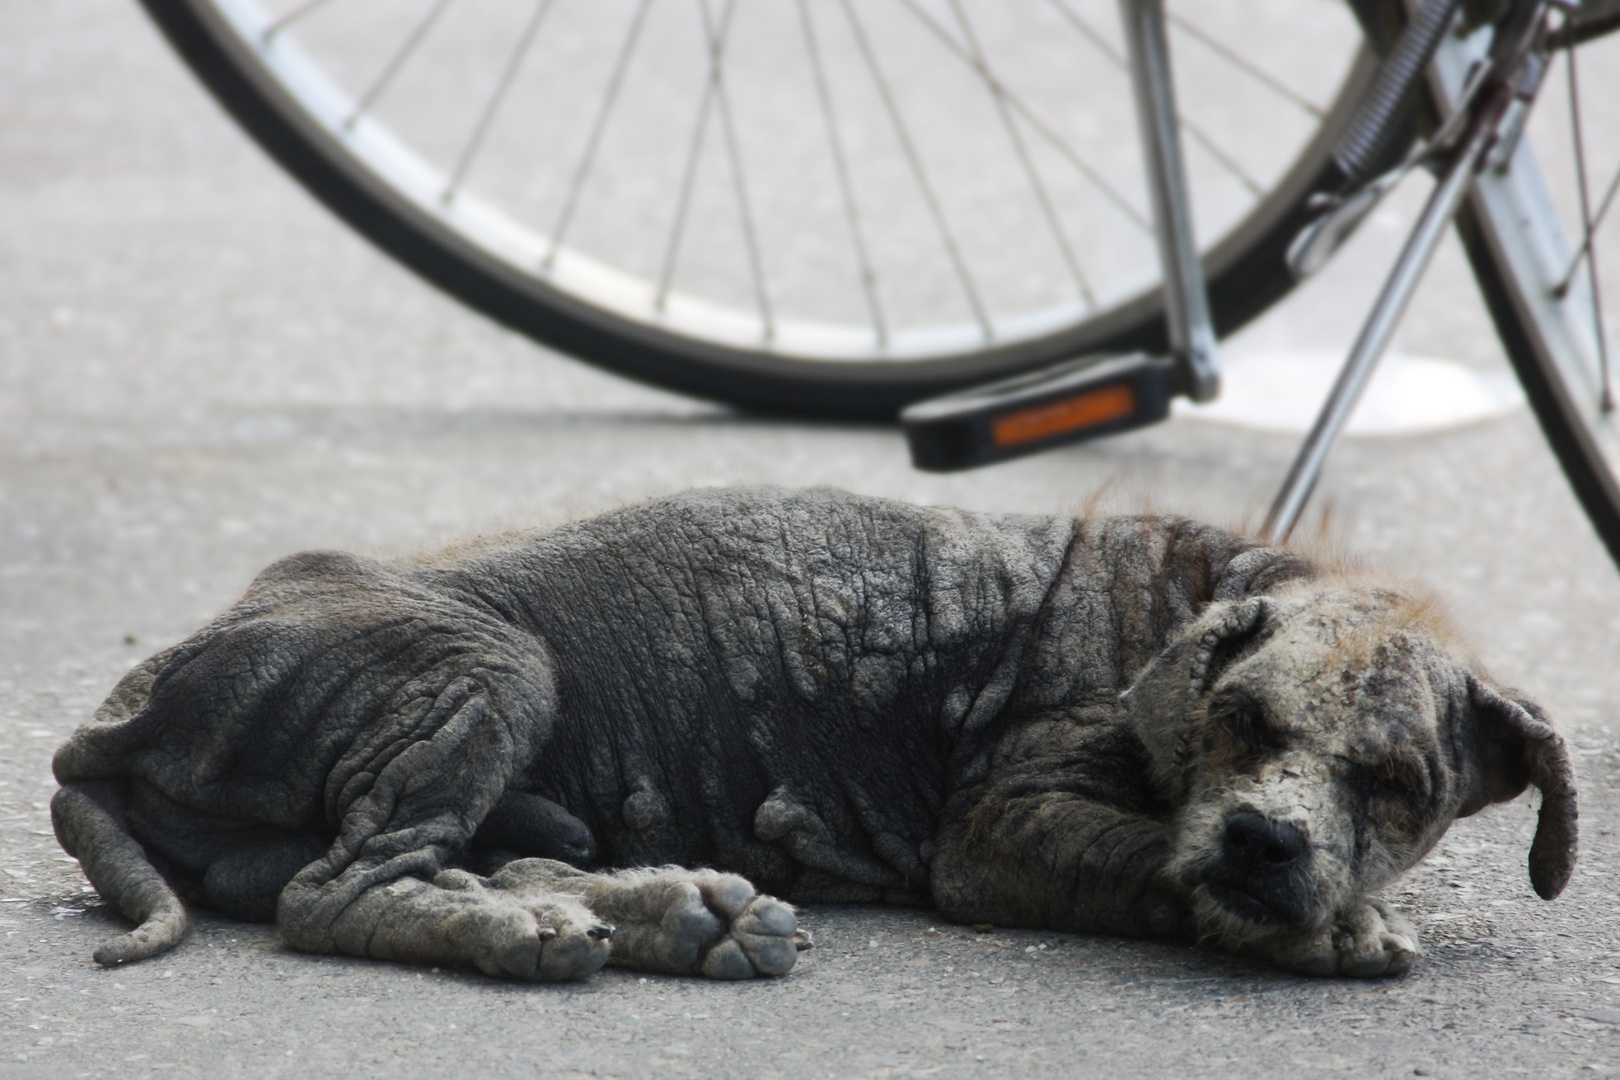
xmin=272 ymin=681 xmax=617 ymax=981
xmin=310 ymin=863 xmax=614 ymax=980
xmin=277 ymin=832 xmax=614 ymax=982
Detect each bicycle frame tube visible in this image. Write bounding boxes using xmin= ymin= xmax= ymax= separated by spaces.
xmin=1118 ymin=0 xmax=1221 ymax=402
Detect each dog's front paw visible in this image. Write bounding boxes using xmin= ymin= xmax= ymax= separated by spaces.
xmin=1264 ymin=899 xmax=1419 ymax=978
xmin=584 ymin=869 xmax=809 ymax=979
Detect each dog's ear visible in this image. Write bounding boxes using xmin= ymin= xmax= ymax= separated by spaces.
xmin=1121 ymin=597 xmax=1271 ymax=800
xmin=1212 ymin=546 xmax=1313 ymax=603
xmin=1457 ymin=676 xmax=1578 ymax=900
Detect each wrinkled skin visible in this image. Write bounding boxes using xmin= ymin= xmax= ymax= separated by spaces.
xmin=1129 ymin=589 xmax=1574 ymax=974
xmin=51 ymin=487 xmax=1576 ymax=981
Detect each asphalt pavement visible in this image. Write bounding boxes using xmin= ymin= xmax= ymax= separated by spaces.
xmin=3 ymin=2 xmax=1619 ymax=1077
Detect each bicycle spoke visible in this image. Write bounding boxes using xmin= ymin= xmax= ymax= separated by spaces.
xmin=1042 ymin=0 xmax=1123 ymax=66
xmin=544 ymin=0 xmax=657 ymax=269
xmin=1561 ymin=44 xmax=1613 ymax=410
xmin=264 ymin=0 xmax=337 ymax=38
xmin=654 ymin=17 xmax=722 ymax=312
xmin=896 ymin=0 xmax=1149 ymax=231
xmin=1593 ymin=171 xmax=1620 ymax=243
xmin=344 ymin=0 xmax=457 ymax=129
xmin=1178 ymin=117 xmax=1264 ymax=198
xmin=795 ymin=0 xmax=889 ymax=346
xmin=190 ymin=0 xmax=1378 ymax=380
xmin=1556 ymin=162 xmax=1620 ymax=297
xmin=1166 ymin=12 xmax=1324 ymax=119
xmin=1044 ymin=0 xmax=1263 ymax=198
xmin=841 ymin=0 xmax=991 ymax=338
xmin=443 ymin=0 xmax=558 ymax=202
xmin=943 ymin=0 xmax=1096 ymax=307
xmin=698 ymin=0 xmax=775 ymax=340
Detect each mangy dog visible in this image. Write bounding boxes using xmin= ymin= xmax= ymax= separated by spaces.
xmin=52 ymin=487 xmax=1576 ymax=980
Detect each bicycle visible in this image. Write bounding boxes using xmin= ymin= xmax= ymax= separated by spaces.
xmin=134 ymin=0 xmax=1620 ymax=566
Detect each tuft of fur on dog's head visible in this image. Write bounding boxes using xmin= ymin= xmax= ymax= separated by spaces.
xmin=1121 ymin=580 xmax=1577 ymax=948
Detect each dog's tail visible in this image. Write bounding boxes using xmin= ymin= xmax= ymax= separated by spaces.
xmin=52 ymin=780 xmax=188 ymax=965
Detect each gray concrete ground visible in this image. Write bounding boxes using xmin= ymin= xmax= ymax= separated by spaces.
xmin=4 ymin=2 xmax=1620 ymax=1077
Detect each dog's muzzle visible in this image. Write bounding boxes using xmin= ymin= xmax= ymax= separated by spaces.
xmin=1197 ymin=810 xmax=1316 ymax=927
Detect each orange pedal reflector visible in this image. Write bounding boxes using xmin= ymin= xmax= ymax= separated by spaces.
xmin=901 ymin=353 xmax=1176 ymax=471
xmin=991 ymin=382 xmax=1138 ymax=447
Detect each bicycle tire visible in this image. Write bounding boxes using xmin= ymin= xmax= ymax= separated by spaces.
xmin=138 ymin=0 xmax=1391 ymax=420
xmin=1426 ymin=23 xmax=1620 ymax=569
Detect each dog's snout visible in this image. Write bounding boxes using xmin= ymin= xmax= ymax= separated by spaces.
xmin=1223 ymin=811 xmax=1308 ymax=873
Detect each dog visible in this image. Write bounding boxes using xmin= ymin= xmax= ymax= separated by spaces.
xmin=52 ymin=487 xmax=1576 ymax=980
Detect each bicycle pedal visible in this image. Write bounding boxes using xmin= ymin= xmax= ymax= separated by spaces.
xmin=901 ymin=352 xmax=1176 ymax=471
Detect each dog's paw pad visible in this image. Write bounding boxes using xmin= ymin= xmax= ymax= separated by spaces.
xmin=602 ymin=871 xmax=803 ymax=979
xmin=695 ymin=875 xmax=756 ymax=920
xmin=659 ymin=882 xmax=727 ymax=967
xmin=699 ymin=938 xmax=756 ymax=980
xmin=729 ymin=896 xmax=800 ymax=975
xmin=735 ymin=896 xmax=796 ymax=937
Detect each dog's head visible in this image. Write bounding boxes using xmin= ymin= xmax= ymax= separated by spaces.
xmin=1122 ymin=582 xmax=1577 ymax=946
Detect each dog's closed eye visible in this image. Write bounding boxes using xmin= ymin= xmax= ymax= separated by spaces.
xmin=1347 ymin=752 xmax=1440 ymax=842
xmin=1203 ymin=694 xmax=1288 ymax=766
xmin=1375 ymin=754 xmax=1433 ymax=802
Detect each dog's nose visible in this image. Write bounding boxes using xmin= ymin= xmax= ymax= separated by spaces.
xmin=1223 ymin=811 xmax=1308 ymax=873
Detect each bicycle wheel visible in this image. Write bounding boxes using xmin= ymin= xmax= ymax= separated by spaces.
xmin=1426 ymin=13 xmax=1620 ymax=567
xmin=139 ymin=0 xmax=1384 ymax=419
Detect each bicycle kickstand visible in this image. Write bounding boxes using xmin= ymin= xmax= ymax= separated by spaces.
xmin=1260 ymin=80 xmax=1515 ymax=543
